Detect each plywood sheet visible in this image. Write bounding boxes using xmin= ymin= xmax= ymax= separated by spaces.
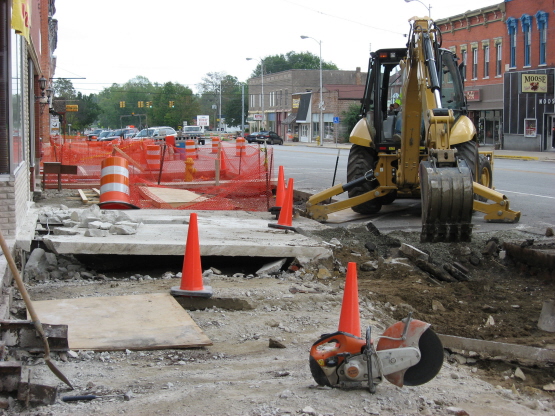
xmin=139 ymin=186 xmax=208 ymax=208
xmin=30 ymin=293 xmax=212 ymax=351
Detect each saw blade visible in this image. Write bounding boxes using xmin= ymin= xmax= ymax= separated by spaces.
xmin=403 ymin=327 xmax=444 ymax=386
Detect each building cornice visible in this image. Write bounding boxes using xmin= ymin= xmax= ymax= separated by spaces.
xmin=435 ymin=3 xmax=506 ymax=32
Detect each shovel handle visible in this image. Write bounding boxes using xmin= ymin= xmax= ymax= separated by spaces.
xmin=0 ymin=229 xmax=47 ymax=345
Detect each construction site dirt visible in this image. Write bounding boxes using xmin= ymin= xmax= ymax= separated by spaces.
xmin=6 ymin=189 xmax=555 ymax=415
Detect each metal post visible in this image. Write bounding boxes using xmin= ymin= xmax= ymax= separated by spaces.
xmin=318 ymin=40 xmax=323 ymax=146
xmin=241 ymin=83 xmax=245 ymax=136
xmin=301 ymin=36 xmax=324 ymax=146
xmin=261 ymin=60 xmax=265 ymax=131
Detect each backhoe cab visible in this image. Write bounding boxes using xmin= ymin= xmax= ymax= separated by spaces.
xmin=305 ymin=17 xmax=520 ymax=242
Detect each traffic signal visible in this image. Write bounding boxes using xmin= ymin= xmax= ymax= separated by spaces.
xmin=169 ymin=101 xmax=175 ymax=108
xmin=146 ymin=101 xmax=153 ymax=108
xmin=119 ymin=101 xmax=125 ymax=108
xmin=138 ymin=101 xmax=144 ymax=108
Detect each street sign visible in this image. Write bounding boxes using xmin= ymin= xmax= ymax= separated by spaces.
xmin=197 ymin=115 xmax=209 ymax=126
xmin=333 ymin=117 xmax=340 ymax=124
xmin=66 ymin=105 xmax=78 ymax=112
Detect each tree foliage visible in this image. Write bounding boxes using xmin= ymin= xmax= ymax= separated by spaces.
xmin=197 ymin=73 xmax=247 ymax=129
xmin=249 ymin=51 xmax=338 ymax=77
xmin=95 ymin=76 xmax=199 ymax=130
xmin=341 ymin=103 xmax=362 ymax=141
xmin=51 ymin=79 xmax=100 ymax=132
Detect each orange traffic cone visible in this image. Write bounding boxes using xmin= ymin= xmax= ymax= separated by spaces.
xmin=270 ymin=166 xmax=286 ymax=217
xmin=338 ymin=262 xmax=361 ymax=337
xmin=268 ymin=178 xmax=296 ymax=231
xmin=170 ymin=213 xmax=213 ymax=298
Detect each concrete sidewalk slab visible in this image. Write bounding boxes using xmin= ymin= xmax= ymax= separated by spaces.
xmin=32 ymin=209 xmax=332 ymax=263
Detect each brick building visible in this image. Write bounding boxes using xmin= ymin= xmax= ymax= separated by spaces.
xmin=436 ymin=0 xmax=555 ymax=151
xmin=247 ymin=68 xmax=366 ymax=143
xmin=0 ymin=0 xmax=57 ymax=239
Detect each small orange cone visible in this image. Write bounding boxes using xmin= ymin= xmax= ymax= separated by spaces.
xmin=275 ymin=166 xmax=286 ymax=207
xmin=269 ymin=166 xmax=286 ymax=217
xmin=268 ymin=178 xmax=296 ymax=231
xmin=338 ymin=262 xmax=361 ymax=337
xmin=170 ymin=213 xmax=213 ymax=298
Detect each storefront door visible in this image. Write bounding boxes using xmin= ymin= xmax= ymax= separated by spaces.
xmin=547 ymin=115 xmax=555 ymax=150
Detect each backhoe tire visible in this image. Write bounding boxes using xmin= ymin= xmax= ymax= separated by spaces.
xmin=478 ymin=154 xmax=492 ymax=188
xmin=476 ymin=154 xmax=493 ymax=202
xmin=347 ymin=145 xmax=382 ymax=215
xmin=453 ymin=141 xmax=479 ymax=180
xmin=453 ymin=141 xmax=483 ymax=201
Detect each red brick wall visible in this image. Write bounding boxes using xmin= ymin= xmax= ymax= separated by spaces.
xmin=504 ymin=0 xmax=555 ymax=69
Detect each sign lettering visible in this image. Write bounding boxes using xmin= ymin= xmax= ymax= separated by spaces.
xmin=521 ymin=73 xmax=548 ymax=93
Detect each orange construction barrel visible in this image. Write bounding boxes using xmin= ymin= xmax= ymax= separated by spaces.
xmin=185 ymin=139 xmax=197 ymax=159
xmin=236 ymin=137 xmax=246 ymax=157
xmin=211 ymin=137 xmax=220 ymax=153
xmin=146 ymin=144 xmax=161 ymax=171
xmin=98 ymin=156 xmax=139 ymax=209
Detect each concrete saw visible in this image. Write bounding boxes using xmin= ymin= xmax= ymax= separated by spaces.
xmin=309 ymin=314 xmax=443 ymax=393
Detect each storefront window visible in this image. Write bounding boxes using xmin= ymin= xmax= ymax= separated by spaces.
xmin=11 ymin=33 xmax=24 ymax=168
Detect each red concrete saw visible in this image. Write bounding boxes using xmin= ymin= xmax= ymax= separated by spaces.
xmin=309 ymin=314 xmax=443 ymax=393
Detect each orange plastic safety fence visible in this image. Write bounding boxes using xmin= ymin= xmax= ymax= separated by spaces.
xmin=41 ymin=137 xmax=275 ymax=212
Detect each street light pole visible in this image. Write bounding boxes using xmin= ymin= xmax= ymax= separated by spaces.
xmin=246 ymin=58 xmax=264 ymax=131
xmin=301 ymin=36 xmax=324 ymax=146
xmin=404 ymin=0 xmax=431 ymax=17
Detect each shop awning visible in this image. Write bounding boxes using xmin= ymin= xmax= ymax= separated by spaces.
xmin=281 ymin=113 xmax=297 ymax=124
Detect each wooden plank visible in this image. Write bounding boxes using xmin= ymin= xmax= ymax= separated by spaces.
xmin=140 ymin=186 xmax=208 ymax=208
xmin=78 ymin=189 xmax=88 ymax=203
xmin=92 ymin=188 xmax=100 ymax=196
xmin=30 ymin=293 xmax=212 ymax=351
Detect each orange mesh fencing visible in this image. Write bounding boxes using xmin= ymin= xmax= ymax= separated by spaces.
xmin=42 ymin=136 xmax=275 ymax=211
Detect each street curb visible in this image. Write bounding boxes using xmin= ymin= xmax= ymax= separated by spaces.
xmin=494 ymin=155 xmax=539 ymax=160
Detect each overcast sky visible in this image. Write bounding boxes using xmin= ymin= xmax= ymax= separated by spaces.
xmin=53 ymin=0 xmax=500 ymax=95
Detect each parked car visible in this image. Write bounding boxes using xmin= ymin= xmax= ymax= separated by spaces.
xmin=100 ymin=128 xmax=138 ymax=142
xmin=87 ymin=128 xmax=104 ymax=140
xmin=133 ymin=126 xmax=177 ymax=141
xmin=252 ymin=131 xmax=283 ymax=145
xmin=245 ymin=132 xmax=262 ymax=144
xmin=96 ymin=130 xmax=112 ymax=141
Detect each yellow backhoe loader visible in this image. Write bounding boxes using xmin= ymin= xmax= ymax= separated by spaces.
xmin=305 ymin=17 xmax=520 ymax=242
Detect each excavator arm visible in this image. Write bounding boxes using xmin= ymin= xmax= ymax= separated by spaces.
xmin=305 ymin=17 xmax=520 ymax=241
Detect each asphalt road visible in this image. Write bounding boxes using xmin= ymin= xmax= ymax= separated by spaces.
xmin=272 ymin=145 xmax=555 ymax=235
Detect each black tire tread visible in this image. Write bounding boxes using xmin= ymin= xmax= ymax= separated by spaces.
xmin=346 ymin=145 xmax=382 ymax=214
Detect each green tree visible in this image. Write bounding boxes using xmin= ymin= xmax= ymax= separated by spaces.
xmin=197 ymin=73 xmax=245 ymax=129
xmin=341 ymin=103 xmax=362 ymax=142
xmin=51 ymin=79 xmax=100 ymax=132
xmin=249 ymin=51 xmax=338 ymax=77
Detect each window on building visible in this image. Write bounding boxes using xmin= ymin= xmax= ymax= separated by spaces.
xmin=506 ymin=17 xmax=518 ymax=68
xmin=536 ymin=11 xmax=548 ymax=65
xmin=461 ymin=48 xmax=467 ymax=80
xmin=483 ymin=45 xmax=490 ymax=78
xmin=496 ymin=42 xmax=502 ymax=76
xmin=472 ymin=47 xmax=478 ymax=79
xmin=521 ymin=15 xmax=532 ymax=67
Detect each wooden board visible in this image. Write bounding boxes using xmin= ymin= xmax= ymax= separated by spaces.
xmin=30 ymin=293 xmax=212 ymax=351
xmin=140 ymin=186 xmax=208 ymax=208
